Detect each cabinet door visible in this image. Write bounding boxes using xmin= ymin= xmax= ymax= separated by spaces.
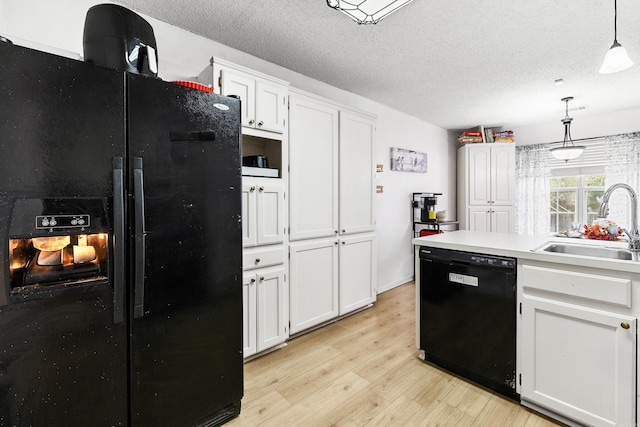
xmin=255 ymin=80 xmax=287 ymax=133
xmin=521 ymin=295 xmax=636 ymax=427
xmin=468 ymin=145 xmax=492 ymax=205
xmin=339 ymin=111 xmax=375 ymax=234
xmin=220 ymin=69 xmax=255 ymax=128
xmin=468 ymin=206 xmax=491 ymax=232
xmin=242 ymin=183 xmax=258 ymax=247
xmin=242 ymin=273 xmax=257 ymax=358
xmin=256 ymin=182 xmax=284 ymax=245
xmin=491 ymin=206 xmax=514 ymax=234
xmin=289 ymin=94 xmax=339 ymax=241
xmin=491 ymin=145 xmax=515 ymax=206
xmin=289 ymin=238 xmax=339 ymax=334
xmin=339 ymin=234 xmax=376 ymax=315
xmin=256 ymin=267 xmax=286 ymax=352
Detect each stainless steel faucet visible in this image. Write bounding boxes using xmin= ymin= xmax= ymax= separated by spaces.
xmin=597 ymin=183 xmax=640 ymax=251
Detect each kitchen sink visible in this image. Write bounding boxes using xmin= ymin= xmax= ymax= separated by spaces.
xmin=534 ymin=241 xmax=637 ymax=261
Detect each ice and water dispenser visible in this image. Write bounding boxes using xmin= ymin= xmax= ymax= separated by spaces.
xmin=7 ymin=198 xmax=109 ymax=294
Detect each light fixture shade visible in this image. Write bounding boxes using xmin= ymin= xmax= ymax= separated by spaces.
xmin=550 ymin=97 xmax=586 ymax=162
xmin=599 ymin=43 xmax=634 ymax=73
xmin=327 ymin=0 xmax=415 ymax=24
xmin=550 ymin=145 xmax=586 ymax=161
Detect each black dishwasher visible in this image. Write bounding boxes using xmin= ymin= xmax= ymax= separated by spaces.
xmin=418 ymin=246 xmax=518 ymax=400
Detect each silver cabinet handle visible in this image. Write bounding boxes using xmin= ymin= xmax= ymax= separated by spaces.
xmin=255 ymin=258 xmax=261 ymax=264
xmin=258 ymin=121 xmax=264 ymax=127
xmin=259 ymin=186 xmax=264 ymax=192
xmin=250 ymin=278 xmax=256 ymax=284
xmin=248 ymin=119 xmax=255 ymax=125
xmin=250 ymin=186 xmax=256 ymax=192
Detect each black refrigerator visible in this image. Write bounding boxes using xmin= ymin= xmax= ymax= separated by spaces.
xmin=0 ymin=43 xmax=243 ymax=426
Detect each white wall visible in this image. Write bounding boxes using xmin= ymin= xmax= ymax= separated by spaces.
xmin=1 ymin=0 xmax=453 ymax=292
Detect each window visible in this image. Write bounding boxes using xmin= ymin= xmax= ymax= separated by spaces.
xmin=550 ymin=175 xmax=605 ymax=233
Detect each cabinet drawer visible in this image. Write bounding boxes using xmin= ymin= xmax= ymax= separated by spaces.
xmin=521 ymin=264 xmax=631 ymax=307
xmin=243 ymin=246 xmax=284 ymax=271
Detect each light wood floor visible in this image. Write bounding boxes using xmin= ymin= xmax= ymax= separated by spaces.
xmin=228 ymin=281 xmax=564 ymax=426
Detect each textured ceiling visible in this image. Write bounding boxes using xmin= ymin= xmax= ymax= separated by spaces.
xmin=116 ymin=0 xmax=640 ymax=130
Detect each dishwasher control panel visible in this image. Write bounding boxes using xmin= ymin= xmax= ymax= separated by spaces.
xmin=419 ymin=246 xmax=516 ymax=269
xmin=470 ymin=255 xmax=515 ymax=268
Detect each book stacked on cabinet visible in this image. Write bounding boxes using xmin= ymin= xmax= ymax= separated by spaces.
xmin=483 ymin=128 xmax=516 ymax=143
xmin=458 ymin=126 xmax=516 ymax=145
xmin=457 ymin=130 xmax=483 ymax=145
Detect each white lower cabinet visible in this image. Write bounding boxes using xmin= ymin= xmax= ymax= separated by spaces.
xmin=289 ymin=234 xmax=376 ymax=335
xmin=519 ymin=262 xmax=637 ymax=427
xmin=468 ymin=206 xmax=514 ymax=233
xmin=242 ymin=265 xmax=286 ymax=358
xmin=339 ymin=234 xmax=376 ymax=315
xmin=289 ymin=238 xmax=339 ymax=335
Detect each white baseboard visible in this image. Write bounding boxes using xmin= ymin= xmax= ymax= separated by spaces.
xmin=377 ymin=275 xmax=414 ymax=294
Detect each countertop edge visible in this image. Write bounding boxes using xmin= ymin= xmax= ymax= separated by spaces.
xmin=413 ymin=231 xmax=640 ymax=274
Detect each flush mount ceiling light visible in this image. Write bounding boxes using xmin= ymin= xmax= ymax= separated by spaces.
xmin=326 ymin=0 xmax=415 ymax=24
xmin=550 ymin=97 xmax=586 ymax=162
xmin=599 ymin=0 xmax=634 ymax=74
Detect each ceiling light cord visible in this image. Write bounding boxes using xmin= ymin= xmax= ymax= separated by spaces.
xmin=613 ymin=0 xmax=619 ymax=47
xmin=562 ymin=98 xmax=574 ymax=146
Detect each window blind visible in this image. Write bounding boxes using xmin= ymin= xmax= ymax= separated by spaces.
xmin=549 ymin=138 xmax=606 ymax=177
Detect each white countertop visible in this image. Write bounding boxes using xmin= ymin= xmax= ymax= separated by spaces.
xmin=413 ymin=230 xmax=640 ymax=274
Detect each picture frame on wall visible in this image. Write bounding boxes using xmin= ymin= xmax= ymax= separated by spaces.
xmin=390 ymin=147 xmax=427 ymax=173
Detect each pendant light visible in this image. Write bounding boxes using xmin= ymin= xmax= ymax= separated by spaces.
xmin=550 ymin=97 xmax=586 ymax=162
xmin=599 ymin=0 xmax=633 ymax=74
xmin=326 ymin=0 xmax=415 ymax=25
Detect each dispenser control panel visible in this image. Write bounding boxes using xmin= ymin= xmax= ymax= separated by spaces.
xmin=36 ymin=214 xmax=91 ymax=230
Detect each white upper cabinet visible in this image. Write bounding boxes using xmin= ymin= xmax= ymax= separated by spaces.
xmin=220 ymin=69 xmax=255 ymax=128
xmin=467 ymin=145 xmax=492 ymax=206
xmin=339 ymin=111 xmax=376 ymax=235
xmin=289 ymin=93 xmax=339 ymax=241
xmin=255 ymin=80 xmax=288 ymax=134
xmin=458 ymin=143 xmax=515 ymax=233
xmin=490 ymin=145 xmax=515 ymax=205
xmin=219 ymin=68 xmax=288 ymax=134
xmin=467 ymin=144 xmax=515 ymax=206
xmin=198 ymin=58 xmax=289 ymax=138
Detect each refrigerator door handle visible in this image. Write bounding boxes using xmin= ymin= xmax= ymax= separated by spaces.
xmin=112 ymin=157 xmax=125 ymax=324
xmin=133 ymin=157 xmax=146 ymax=319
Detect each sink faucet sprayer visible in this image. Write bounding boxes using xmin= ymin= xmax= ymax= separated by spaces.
xmin=597 ymin=183 xmax=640 ymax=251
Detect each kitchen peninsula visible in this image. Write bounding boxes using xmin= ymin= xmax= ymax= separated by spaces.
xmin=414 ymin=230 xmax=640 ymax=427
